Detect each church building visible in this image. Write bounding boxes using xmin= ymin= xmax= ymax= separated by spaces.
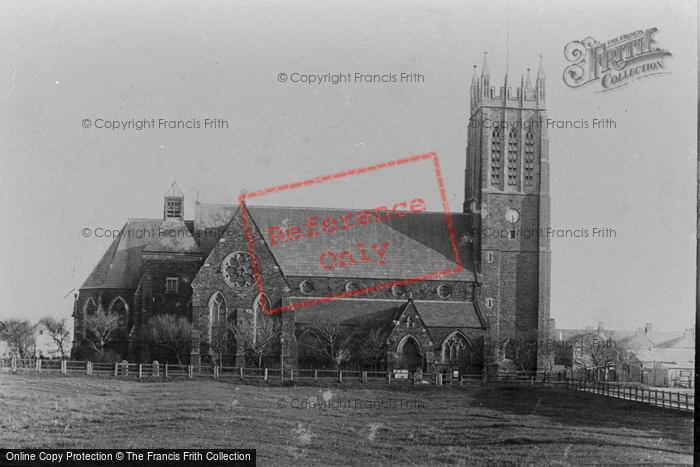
xmin=71 ymin=55 xmax=551 ymax=373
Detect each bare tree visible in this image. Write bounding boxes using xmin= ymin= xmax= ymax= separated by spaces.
xmin=0 ymin=319 xmax=37 ymax=358
xmin=83 ymin=302 xmax=122 ymax=362
xmin=147 ymin=314 xmax=192 ymax=365
xmin=569 ymin=332 xmax=626 ymax=381
xmin=505 ymin=332 xmax=540 ymax=374
xmin=230 ymin=314 xmax=281 ymax=367
xmin=300 ymin=322 xmax=353 ymax=369
xmin=457 ymin=337 xmax=485 ymax=374
xmin=40 ymin=317 xmax=72 ymax=359
xmin=209 ymin=324 xmax=229 ymax=367
xmin=350 ymin=323 xmax=389 ymax=369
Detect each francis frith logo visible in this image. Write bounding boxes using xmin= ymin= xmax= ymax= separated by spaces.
xmin=563 ymin=28 xmax=672 ymax=92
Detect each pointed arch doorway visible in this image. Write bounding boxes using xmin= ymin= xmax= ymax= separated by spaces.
xmin=399 ymin=337 xmax=422 ymax=371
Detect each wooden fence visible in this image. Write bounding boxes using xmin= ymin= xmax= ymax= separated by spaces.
xmin=568 ymin=378 xmax=694 ymax=412
xmin=1 ymin=358 xmax=692 ymax=412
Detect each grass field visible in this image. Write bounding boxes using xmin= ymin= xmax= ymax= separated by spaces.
xmin=0 ymin=373 xmax=693 ymax=466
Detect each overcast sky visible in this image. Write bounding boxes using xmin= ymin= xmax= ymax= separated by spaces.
xmin=0 ymin=0 xmax=696 ymax=332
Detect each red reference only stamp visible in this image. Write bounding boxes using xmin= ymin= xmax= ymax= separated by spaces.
xmin=239 ymin=152 xmax=462 ymax=315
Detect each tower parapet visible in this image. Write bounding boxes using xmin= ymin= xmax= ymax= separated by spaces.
xmin=470 ymin=53 xmax=545 ymax=112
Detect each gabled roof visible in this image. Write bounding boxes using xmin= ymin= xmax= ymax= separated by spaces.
xmin=195 ymin=202 xmax=238 ymax=259
xmin=631 ymin=348 xmax=694 ymax=366
xmin=656 ymin=334 xmax=695 ymax=349
xmin=292 ymin=298 xmax=402 ymax=326
xmin=143 ymin=219 xmax=200 ymax=254
xmin=410 ymin=300 xmax=487 ymax=328
xmin=81 ymin=219 xmax=163 ymax=290
xmin=289 ymin=297 xmax=486 ymax=330
xmin=246 ymin=205 xmax=475 ymax=281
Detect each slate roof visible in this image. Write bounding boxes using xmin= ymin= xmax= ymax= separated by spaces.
xmin=410 ymin=300 xmax=486 ymax=328
xmin=292 ymin=298 xmax=402 ymax=326
xmin=246 ymin=205 xmax=475 ymax=281
xmin=656 ymin=334 xmax=695 ymax=349
xmin=195 ymin=202 xmax=238 ymax=259
xmin=143 ymin=219 xmax=201 ymax=254
xmin=81 ymin=219 xmax=163 ymax=290
xmin=632 ymin=348 xmax=695 ymax=367
xmin=289 ymin=297 xmax=486 ymax=329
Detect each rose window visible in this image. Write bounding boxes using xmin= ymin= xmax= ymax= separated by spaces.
xmin=222 ymin=252 xmax=258 ymax=288
xmin=437 ymin=284 xmax=452 ymax=298
xmin=392 ymin=284 xmax=407 ymax=298
xmin=299 ymin=280 xmax=315 ymax=295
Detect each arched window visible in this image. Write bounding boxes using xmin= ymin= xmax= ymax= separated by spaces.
xmin=84 ymin=297 xmax=96 ymax=315
xmin=252 ymin=293 xmax=271 ymax=345
xmin=109 ymin=297 xmax=129 ymax=337
xmin=491 ymin=129 xmax=502 ymax=186
xmin=524 ymin=131 xmax=535 ymax=187
xmin=507 ymin=129 xmax=519 ymax=186
xmin=442 ymin=332 xmax=469 ymax=363
xmin=209 ymin=292 xmax=227 ymax=328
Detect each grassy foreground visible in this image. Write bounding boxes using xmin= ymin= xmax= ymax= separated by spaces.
xmin=0 ymin=373 xmax=693 ymax=466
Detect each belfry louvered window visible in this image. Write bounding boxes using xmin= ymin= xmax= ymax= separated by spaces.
xmin=490 ymin=129 xmax=501 ymax=186
xmin=507 ymin=129 xmax=518 ymax=186
xmin=524 ymin=131 xmax=535 ymax=186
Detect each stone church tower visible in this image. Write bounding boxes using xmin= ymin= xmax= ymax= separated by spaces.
xmin=464 ymin=54 xmax=551 ymax=370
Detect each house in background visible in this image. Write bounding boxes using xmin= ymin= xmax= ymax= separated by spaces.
xmin=551 ymin=320 xmax=695 ymax=387
xmin=0 ymin=321 xmax=71 ymax=359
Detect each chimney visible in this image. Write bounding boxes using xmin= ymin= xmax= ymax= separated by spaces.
xmin=597 ymin=321 xmax=604 ymax=332
xmin=645 ymin=323 xmax=652 ymax=334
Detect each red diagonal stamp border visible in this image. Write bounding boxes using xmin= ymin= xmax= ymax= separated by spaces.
xmin=238 ymin=152 xmax=462 ymax=315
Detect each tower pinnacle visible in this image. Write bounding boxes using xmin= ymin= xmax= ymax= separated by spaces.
xmin=537 ymin=55 xmax=546 ymax=80
xmin=481 ymin=52 xmax=490 ymax=78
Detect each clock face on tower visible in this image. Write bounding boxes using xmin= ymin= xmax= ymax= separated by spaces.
xmin=505 ymin=208 xmax=520 ymax=224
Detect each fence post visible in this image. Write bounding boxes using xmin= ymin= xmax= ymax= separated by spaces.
xmin=138 ymin=364 xmax=142 ymax=378
xmin=114 ymin=362 xmax=118 ymax=377
xmin=165 ymin=363 xmax=169 ymax=378
xmin=188 ymin=365 xmax=193 ymax=379
xmin=36 ymin=359 xmax=41 ymax=373
xmin=363 ymin=371 xmax=367 ymax=384
xmin=388 ymin=371 xmax=391 ymax=385
xmin=685 ymin=394 xmax=689 ymax=411
xmin=290 ymin=368 xmax=293 ymax=381
xmin=213 ymin=366 xmax=218 ymax=379
xmin=339 ymin=370 xmax=342 ymax=383
xmin=61 ymin=359 xmax=67 ymax=375
xmin=240 ymin=367 xmax=244 ymax=379
xmin=264 ymin=368 xmax=268 ymax=381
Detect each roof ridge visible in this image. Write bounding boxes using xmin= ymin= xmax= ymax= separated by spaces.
xmin=247 ymin=204 xmax=470 ymax=215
